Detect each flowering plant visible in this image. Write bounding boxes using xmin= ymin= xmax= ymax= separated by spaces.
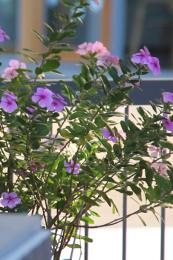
xmin=0 ymin=1 xmax=173 ymax=259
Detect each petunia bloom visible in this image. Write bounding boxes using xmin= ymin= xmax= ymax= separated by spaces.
xmin=64 ymin=160 xmax=80 ymax=174
xmin=1 ymin=192 xmax=21 ymax=208
xmin=32 ymin=88 xmax=53 ymax=108
xmin=47 ymin=94 xmax=67 ymax=112
xmin=162 ymin=92 xmax=173 ymax=103
xmin=162 ymin=119 xmax=173 ymax=132
xmin=0 ymin=96 xmax=18 ymax=113
xmin=0 ymin=26 xmax=10 ymax=42
xmin=101 ymin=128 xmax=118 ymax=143
xmin=147 ymin=56 xmax=161 ymax=76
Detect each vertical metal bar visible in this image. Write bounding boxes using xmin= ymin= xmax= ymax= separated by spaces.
xmin=122 ymin=193 xmax=127 ymax=260
xmin=160 ymin=207 xmax=165 ymax=260
xmin=84 ymin=223 xmax=88 ymax=260
xmin=122 ymin=106 xmax=129 ymax=260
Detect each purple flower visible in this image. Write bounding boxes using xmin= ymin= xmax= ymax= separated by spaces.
xmin=30 ymin=161 xmax=44 ymax=172
xmin=147 ymin=56 xmax=161 ymax=76
xmin=101 ymin=128 xmax=118 ymax=143
xmin=1 ymin=192 xmax=21 ymax=208
xmin=26 ymin=107 xmax=39 ymax=118
xmin=64 ymin=160 xmax=80 ymax=174
xmin=162 ymin=119 xmax=173 ymax=131
xmin=14 ymin=170 xmax=29 ymax=178
xmin=47 ymin=94 xmax=67 ymax=112
xmin=162 ymin=92 xmax=173 ymax=103
xmin=0 ymin=96 xmax=18 ymax=113
xmin=131 ymin=46 xmax=150 ymax=65
xmin=0 ymin=26 xmax=10 ymax=42
xmin=32 ymin=88 xmax=53 ymax=108
xmin=3 ymin=91 xmax=17 ymax=100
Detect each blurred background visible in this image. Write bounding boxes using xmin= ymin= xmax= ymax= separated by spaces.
xmin=0 ymin=0 xmax=173 ymax=78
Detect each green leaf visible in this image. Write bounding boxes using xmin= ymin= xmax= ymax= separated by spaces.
xmin=108 ymin=70 xmax=120 ymax=82
xmin=35 ymin=67 xmax=43 ymax=75
xmin=69 ymin=112 xmax=88 ymax=120
xmin=76 ymin=235 xmax=93 ymax=243
xmin=49 ymin=32 xmax=59 ymax=42
xmin=113 ymin=144 xmax=121 ymax=156
xmin=16 ymin=51 xmax=38 ymax=64
xmin=67 ymin=244 xmax=81 ymax=248
xmin=73 ymin=11 xmax=85 ymax=18
xmin=155 ymin=175 xmax=172 ymax=193
xmin=130 ymin=185 xmax=142 ymax=201
xmin=119 ymin=59 xmax=131 ymax=73
xmin=81 ymin=216 xmax=95 ymax=224
xmin=44 ymin=22 xmax=54 ymax=33
xmin=96 ymin=190 xmax=112 ymax=206
xmin=162 ymin=194 xmax=173 ymax=204
xmin=145 ymin=167 xmax=154 ymax=185
xmin=80 ymin=195 xmax=99 ymax=206
xmin=138 ymin=215 xmax=147 ymax=226
xmin=42 ymin=59 xmax=60 ymax=72
xmin=158 ymin=140 xmax=173 ymax=150
xmin=62 ymin=1 xmax=76 ymax=7
xmin=101 ymin=75 xmax=111 ymax=90
xmin=32 ymin=30 xmax=48 ymax=46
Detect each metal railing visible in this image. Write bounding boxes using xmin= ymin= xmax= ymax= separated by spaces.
xmin=1 ymin=78 xmax=172 ymax=260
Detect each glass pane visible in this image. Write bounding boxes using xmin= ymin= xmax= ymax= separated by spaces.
xmin=126 ymin=0 xmax=173 ymax=69
xmin=45 ymin=0 xmax=104 ymax=46
xmin=0 ymin=0 xmax=18 ymax=51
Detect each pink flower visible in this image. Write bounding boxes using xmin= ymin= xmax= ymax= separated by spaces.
xmin=162 ymin=119 xmax=173 ymax=132
xmin=76 ymin=42 xmax=93 ymax=55
xmin=92 ymin=0 xmax=99 ymax=5
xmin=115 ymin=106 xmax=126 ymax=113
xmin=32 ymin=88 xmax=53 ymax=108
xmin=91 ymin=41 xmax=108 ymax=57
xmin=47 ymin=94 xmax=67 ymax=112
xmin=147 ymin=56 xmax=161 ymax=76
xmin=162 ymin=92 xmax=173 ymax=103
xmin=2 ymin=59 xmax=27 ymax=79
xmin=1 ymin=192 xmax=21 ymax=208
xmin=101 ymin=128 xmax=118 ymax=143
xmin=9 ymin=59 xmax=26 ymax=70
xmin=97 ymin=53 xmax=122 ymax=72
xmin=0 ymin=96 xmax=18 ymax=113
xmin=0 ymin=26 xmax=10 ymax=42
xmin=64 ymin=160 xmax=80 ymax=174
xmin=2 ymin=67 xmax=18 ymax=80
xmin=118 ymin=130 xmax=126 ymax=139
xmin=149 ymin=145 xmax=160 ymax=157
xmin=151 ymin=162 xmax=168 ymax=177
xmin=131 ymin=46 xmax=150 ymax=65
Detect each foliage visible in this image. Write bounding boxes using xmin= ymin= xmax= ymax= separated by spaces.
xmin=0 ymin=1 xmax=172 ymax=260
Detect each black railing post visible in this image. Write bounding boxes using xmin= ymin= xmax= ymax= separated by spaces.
xmin=161 ymin=207 xmax=165 ymax=260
